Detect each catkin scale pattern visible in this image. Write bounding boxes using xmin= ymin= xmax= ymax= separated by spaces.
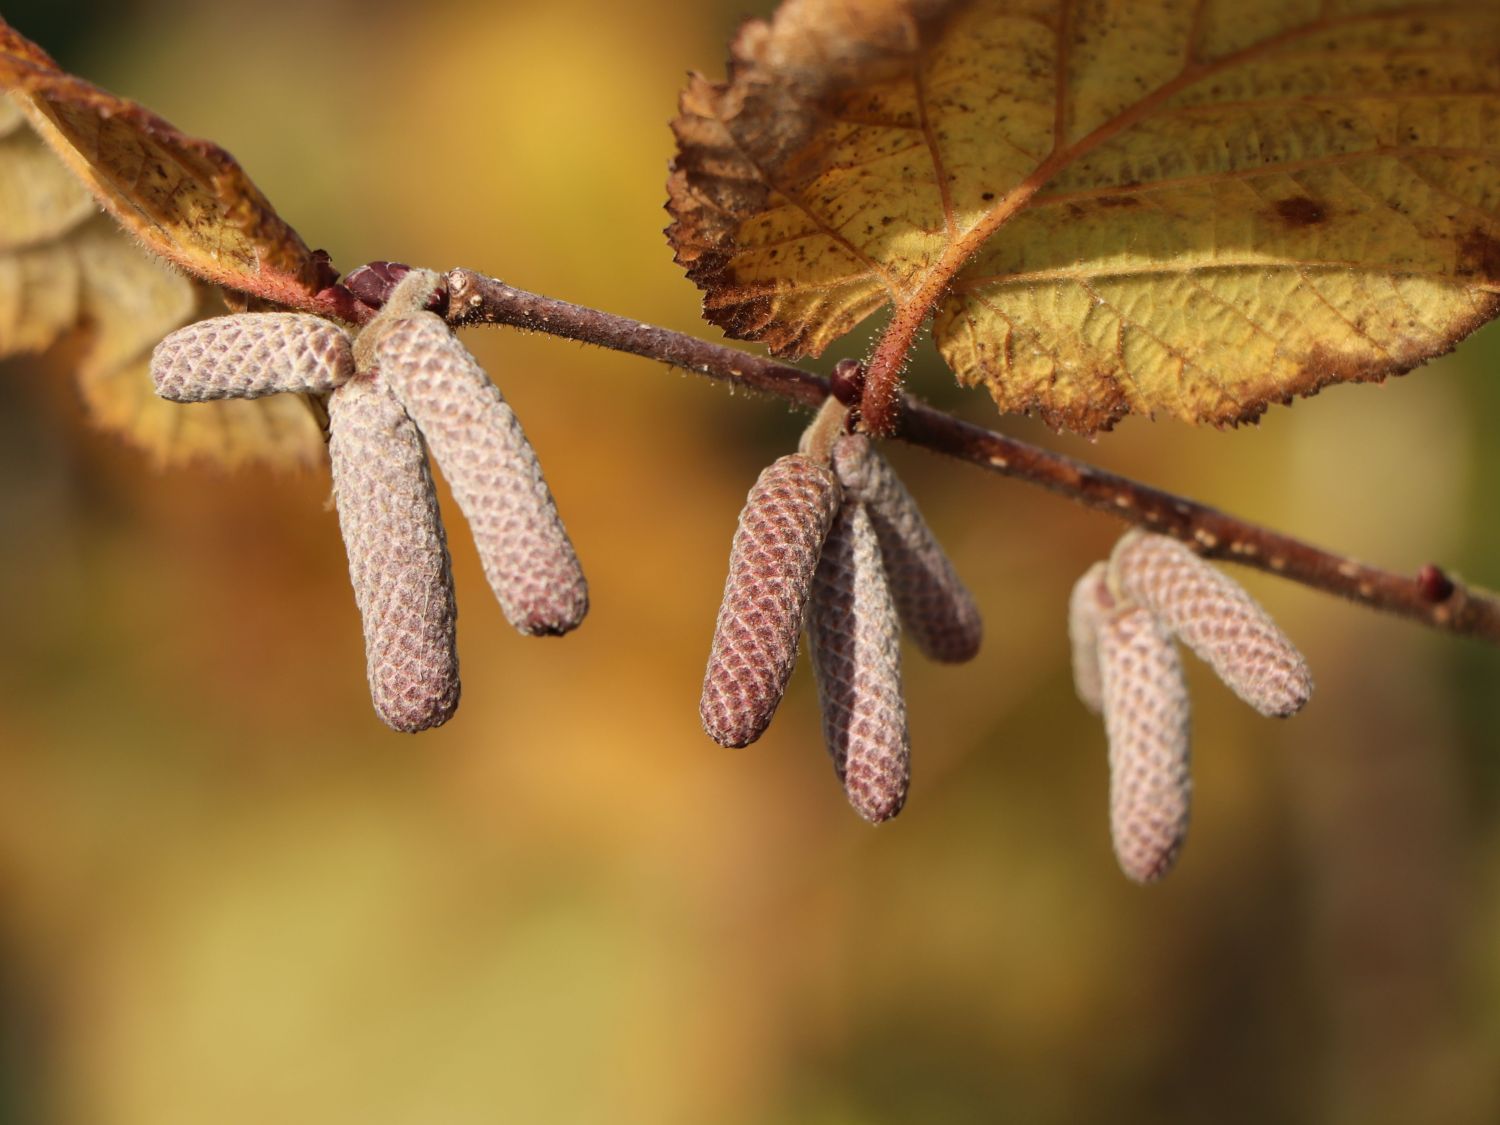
xmin=831 ymin=434 xmax=982 ymax=663
xmin=1111 ymin=531 xmax=1311 ymax=717
xmin=327 ymin=375 xmax=459 ymax=733
xmin=808 ymin=501 xmax=910 ymax=823
xmin=1098 ymin=604 xmax=1192 ymax=884
xmin=372 ymin=312 xmax=588 ymax=636
xmin=700 ymin=454 xmax=842 ymax=748
xmin=151 ymin=312 xmax=354 ymax=401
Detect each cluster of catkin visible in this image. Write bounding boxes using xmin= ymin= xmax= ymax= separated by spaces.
xmin=149 ymin=270 xmax=587 ymax=732
xmin=1070 ymin=531 xmax=1313 ymax=883
xmin=700 ymin=409 xmax=982 ymax=823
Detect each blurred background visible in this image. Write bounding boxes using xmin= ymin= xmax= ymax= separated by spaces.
xmin=2 ymin=1 xmax=1499 ymax=1122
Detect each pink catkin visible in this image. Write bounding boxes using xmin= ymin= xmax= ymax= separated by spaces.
xmin=373 ymin=313 xmax=588 ymax=636
xmin=700 ymin=454 xmax=842 ymax=748
xmin=831 ymin=434 xmax=982 ymax=663
xmin=1110 ymin=531 xmax=1312 ymax=717
xmin=151 ymin=313 xmax=353 ymax=401
xmin=808 ymin=502 xmax=910 ymax=823
xmin=1068 ymin=562 xmax=1111 ymax=714
xmin=328 ymin=375 xmax=459 ymax=733
xmin=1098 ymin=604 xmax=1192 ymax=883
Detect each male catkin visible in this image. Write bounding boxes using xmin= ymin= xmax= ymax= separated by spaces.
xmin=701 ymin=453 xmax=841 ymax=748
xmin=1110 ymin=531 xmax=1312 ymax=717
xmin=373 ymin=312 xmax=588 ymax=636
xmin=1098 ymin=603 xmax=1192 ymax=884
xmin=1068 ymin=562 xmax=1110 ymax=714
xmin=151 ymin=313 xmax=354 ymax=401
xmin=831 ymin=434 xmax=982 ymax=663
xmin=808 ymin=501 xmax=910 ymax=824
xmin=327 ymin=375 xmax=459 ymax=732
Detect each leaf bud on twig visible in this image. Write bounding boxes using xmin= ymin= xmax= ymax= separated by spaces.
xmin=808 ymin=500 xmax=910 ymax=823
xmin=150 ymin=312 xmax=353 ymax=401
xmin=700 ymin=453 xmax=842 ymax=747
xmin=327 ymin=375 xmax=459 ymax=732
xmin=831 ymin=433 xmax=982 ymax=663
xmin=1109 ymin=531 xmax=1312 ymax=717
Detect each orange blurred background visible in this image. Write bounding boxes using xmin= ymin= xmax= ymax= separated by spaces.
xmin=2 ymin=2 xmax=1499 ymax=1122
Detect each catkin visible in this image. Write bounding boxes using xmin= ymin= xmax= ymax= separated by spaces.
xmin=700 ymin=454 xmax=842 ymax=748
xmin=1098 ymin=604 xmax=1191 ymax=884
xmin=1069 ymin=562 xmax=1110 ymax=714
xmin=328 ymin=375 xmax=459 ymax=733
xmin=831 ymin=434 xmax=982 ymax=663
xmin=1110 ymin=531 xmax=1312 ymax=717
xmin=372 ymin=312 xmax=588 ymax=637
xmin=808 ymin=502 xmax=910 ymax=824
xmin=151 ymin=313 xmax=353 ymax=401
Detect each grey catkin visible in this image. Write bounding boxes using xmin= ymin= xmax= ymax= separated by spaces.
xmin=371 ymin=312 xmax=588 ymax=637
xmin=327 ymin=374 xmax=459 ymax=733
xmin=831 ymin=434 xmax=982 ymax=663
xmin=151 ymin=312 xmax=353 ymax=401
xmin=807 ymin=501 xmax=910 ymax=824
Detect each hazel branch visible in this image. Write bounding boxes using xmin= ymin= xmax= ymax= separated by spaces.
xmin=441 ymin=267 xmax=1500 ymax=645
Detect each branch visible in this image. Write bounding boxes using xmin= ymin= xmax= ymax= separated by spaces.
xmin=444 ymin=267 xmax=1500 ymax=645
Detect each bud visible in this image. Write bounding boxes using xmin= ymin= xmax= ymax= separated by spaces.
xmin=1098 ymin=604 xmax=1191 ymax=883
xmin=831 ymin=434 xmax=982 ymax=663
xmin=328 ymin=375 xmax=459 ymax=732
xmin=700 ymin=454 xmax=842 ymax=748
xmin=808 ymin=502 xmax=910 ymax=823
xmin=1068 ymin=562 xmax=1110 ymax=714
xmin=1110 ymin=531 xmax=1312 ymax=717
xmin=371 ymin=312 xmax=588 ymax=636
xmin=151 ymin=313 xmax=353 ymax=401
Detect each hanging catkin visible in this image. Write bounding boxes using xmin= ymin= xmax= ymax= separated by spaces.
xmin=700 ymin=453 xmax=842 ymax=748
xmin=831 ymin=433 xmax=982 ymax=663
xmin=1110 ymin=531 xmax=1311 ymax=717
xmin=1098 ymin=603 xmax=1192 ymax=883
xmin=151 ymin=313 xmax=354 ymax=401
xmin=327 ymin=375 xmax=459 ymax=733
xmin=808 ymin=501 xmax=910 ymax=823
xmin=371 ymin=311 xmax=588 ymax=636
xmin=1068 ymin=562 xmax=1110 ymax=714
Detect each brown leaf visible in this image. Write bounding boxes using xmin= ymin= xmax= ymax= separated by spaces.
xmin=668 ymin=0 xmax=1500 ymax=434
xmin=0 ymin=18 xmax=337 ymax=314
xmin=0 ymin=94 xmax=324 ymax=470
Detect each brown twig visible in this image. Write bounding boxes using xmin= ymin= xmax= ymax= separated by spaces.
xmin=444 ymin=267 xmax=1500 ymax=645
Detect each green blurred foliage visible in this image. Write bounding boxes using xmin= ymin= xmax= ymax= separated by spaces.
xmin=1 ymin=2 xmax=1499 ymax=1123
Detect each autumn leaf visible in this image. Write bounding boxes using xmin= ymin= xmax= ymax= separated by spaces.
xmin=0 ymin=17 xmax=343 ymax=317
xmin=668 ymin=0 xmax=1500 ymax=434
xmin=0 ymin=95 xmax=324 ymax=469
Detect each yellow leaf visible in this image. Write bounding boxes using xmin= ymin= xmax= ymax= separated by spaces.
xmin=668 ymin=0 xmax=1500 ymax=434
xmin=0 ymin=17 xmax=340 ymax=315
xmin=0 ymin=96 xmax=324 ymax=470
